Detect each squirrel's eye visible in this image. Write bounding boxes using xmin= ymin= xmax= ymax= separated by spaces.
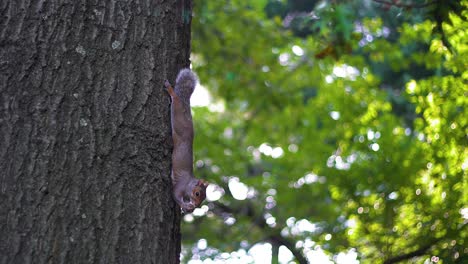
xmin=195 ymin=192 xmax=200 ymax=197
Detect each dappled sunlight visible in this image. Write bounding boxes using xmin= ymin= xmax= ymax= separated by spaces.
xmin=327 ymin=154 xmax=355 ymax=170
xmin=249 ymin=244 xmax=272 ymax=263
xmin=191 ymin=83 xmax=225 ymax=113
xmin=278 ymin=53 xmax=291 ymax=66
xmin=206 ymin=184 xmax=224 ymax=202
xmin=332 ymin=64 xmax=360 ymax=80
xmin=284 ymin=218 xmax=319 ymax=235
xmin=265 ymin=191 xmax=277 ymax=210
xmin=264 ymin=213 xmax=277 ymax=227
xmin=290 ymin=173 xmax=326 ymax=189
xmin=305 ymin=247 xmax=333 ymax=264
xmin=228 ymin=177 xmax=256 ymax=201
xmin=191 ymin=84 xmax=211 ymax=107
xmin=370 ymin=143 xmax=379 ymax=151
xmin=258 ymin=143 xmax=284 ymax=159
xmin=461 ymin=208 xmax=468 ymax=220
xmin=185 ymin=0 xmax=468 ymax=263
xmin=292 ymin=45 xmax=304 ymax=56
xmin=193 ymin=205 xmax=210 ymax=217
xmin=329 ymin=111 xmax=340 ymax=120
xmin=186 ymin=247 xmax=255 ymax=263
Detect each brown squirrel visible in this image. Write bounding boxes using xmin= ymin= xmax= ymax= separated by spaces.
xmin=165 ymin=69 xmax=208 ymax=213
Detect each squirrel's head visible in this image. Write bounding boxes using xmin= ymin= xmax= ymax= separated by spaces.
xmin=189 ymin=179 xmax=208 ymax=209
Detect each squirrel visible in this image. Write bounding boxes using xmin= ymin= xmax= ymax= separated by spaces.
xmin=164 ymin=69 xmax=208 ymax=213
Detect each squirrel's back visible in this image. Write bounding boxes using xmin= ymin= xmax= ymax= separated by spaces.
xmin=175 ymin=69 xmax=198 ymax=103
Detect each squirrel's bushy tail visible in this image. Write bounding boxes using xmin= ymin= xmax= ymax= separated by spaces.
xmin=175 ymin=68 xmax=198 ymax=103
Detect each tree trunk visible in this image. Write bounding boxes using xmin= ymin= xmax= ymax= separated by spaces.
xmin=0 ymin=0 xmax=192 ymax=263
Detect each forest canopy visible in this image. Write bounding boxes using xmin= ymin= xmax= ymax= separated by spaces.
xmin=182 ymin=0 xmax=467 ymax=263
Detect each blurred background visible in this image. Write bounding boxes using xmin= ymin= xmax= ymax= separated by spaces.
xmin=182 ymin=0 xmax=467 ymax=263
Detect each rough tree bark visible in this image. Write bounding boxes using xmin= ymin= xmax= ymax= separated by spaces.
xmin=0 ymin=0 xmax=192 ymax=263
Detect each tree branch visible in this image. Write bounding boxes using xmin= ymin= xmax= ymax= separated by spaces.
xmin=268 ymin=234 xmax=309 ymax=264
xmin=372 ymin=0 xmax=437 ymax=8
xmin=383 ymin=241 xmax=435 ymax=264
xmin=383 ymin=223 xmax=467 ymax=264
xmin=210 ymin=201 xmax=309 ymax=263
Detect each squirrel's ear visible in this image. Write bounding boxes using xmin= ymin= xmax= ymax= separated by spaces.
xmin=198 ymin=179 xmax=209 ymax=188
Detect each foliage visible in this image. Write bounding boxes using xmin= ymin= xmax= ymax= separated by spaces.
xmin=183 ymin=0 xmax=468 ymax=263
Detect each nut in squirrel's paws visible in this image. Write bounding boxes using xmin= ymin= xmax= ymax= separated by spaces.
xmin=164 ymin=79 xmax=171 ymax=88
